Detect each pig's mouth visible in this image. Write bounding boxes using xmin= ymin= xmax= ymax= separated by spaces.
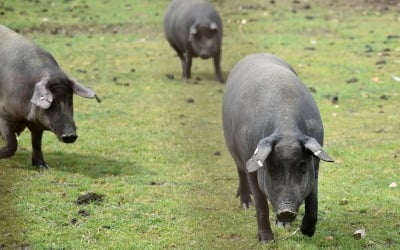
xmin=200 ymin=54 xmax=211 ymax=59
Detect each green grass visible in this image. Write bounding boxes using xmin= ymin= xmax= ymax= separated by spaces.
xmin=1 ymin=0 xmax=399 ymax=249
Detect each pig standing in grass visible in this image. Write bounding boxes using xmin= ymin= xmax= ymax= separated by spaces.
xmin=222 ymin=53 xmax=334 ymax=242
xmin=0 ymin=25 xmax=100 ymax=168
xmin=163 ymin=0 xmax=224 ymax=83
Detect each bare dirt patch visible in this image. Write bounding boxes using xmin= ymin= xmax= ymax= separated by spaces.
xmin=76 ymin=192 xmax=104 ymax=205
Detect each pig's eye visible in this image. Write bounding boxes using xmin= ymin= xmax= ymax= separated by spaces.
xmin=297 ymin=160 xmax=306 ymax=174
xmin=193 ymin=33 xmax=201 ymax=39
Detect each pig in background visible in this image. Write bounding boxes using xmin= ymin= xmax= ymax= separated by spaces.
xmin=222 ymin=53 xmax=334 ymax=242
xmin=0 ymin=25 xmax=100 ymax=168
xmin=164 ymin=0 xmax=224 ymax=83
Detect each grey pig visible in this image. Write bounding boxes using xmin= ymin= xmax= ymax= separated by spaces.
xmin=0 ymin=25 xmax=100 ymax=168
xmin=164 ymin=0 xmax=224 ymax=82
xmin=222 ymin=53 xmax=334 ymax=242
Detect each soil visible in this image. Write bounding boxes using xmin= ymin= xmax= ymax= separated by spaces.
xmin=76 ymin=192 xmax=104 ymax=205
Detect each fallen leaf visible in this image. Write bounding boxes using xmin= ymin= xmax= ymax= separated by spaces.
xmin=387 ymin=35 xmax=400 ymax=39
xmin=366 ymin=240 xmax=376 ymax=247
xmin=346 ymin=77 xmax=358 ymax=84
xmin=165 ymin=74 xmax=174 ymax=80
xmin=149 ymin=181 xmax=166 ymax=186
xmin=374 ymin=128 xmax=384 ymax=133
xmin=352 ymin=229 xmax=366 ymax=239
xmin=186 ymin=98 xmax=195 ymax=103
xmin=380 ymin=95 xmax=389 ymax=100
xmin=371 ymin=77 xmax=380 ymax=83
xmin=392 ymin=74 xmax=400 ymax=82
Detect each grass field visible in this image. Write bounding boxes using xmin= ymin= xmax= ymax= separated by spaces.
xmin=0 ymin=0 xmax=399 ymax=249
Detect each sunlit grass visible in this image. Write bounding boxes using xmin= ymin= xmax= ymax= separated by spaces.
xmin=1 ymin=0 xmax=399 ymax=249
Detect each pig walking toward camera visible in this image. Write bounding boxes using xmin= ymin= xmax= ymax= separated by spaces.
xmin=163 ymin=0 xmax=224 ymax=82
xmin=0 ymin=25 xmax=100 ymax=168
xmin=222 ymin=53 xmax=334 ymax=243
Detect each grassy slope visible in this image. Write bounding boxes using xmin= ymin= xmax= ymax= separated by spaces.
xmin=1 ymin=0 xmax=399 ymax=249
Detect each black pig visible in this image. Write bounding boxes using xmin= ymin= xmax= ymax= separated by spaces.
xmin=164 ymin=0 xmax=223 ymax=82
xmin=0 ymin=25 xmax=100 ymax=168
xmin=222 ymin=53 xmax=334 ymax=242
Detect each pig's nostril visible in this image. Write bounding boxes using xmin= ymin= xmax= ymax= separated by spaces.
xmin=277 ymin=210 xmax=297 ymax=222
xmin=61 ymin=134 xmax=78 ymax=143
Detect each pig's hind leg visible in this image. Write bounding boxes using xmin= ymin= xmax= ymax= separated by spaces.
xmin=0 ymin=119 xmax=18 ymax=159
xmin=168 ymin=42 xmax=186 ymax=78
xmin=213 ymin=50 xmax=224 ymax=83
xmin=236 ymin=167 xmax=252 ymax=209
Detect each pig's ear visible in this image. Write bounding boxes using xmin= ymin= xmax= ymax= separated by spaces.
xmin=303 ymin=136 xmax=334 ymax=162
xmin=69 ymin=78 xmax=101 ymax=103
xmin=209 ymin=22 xmax=218 ymax=31
xmin=31 ymin=74 xmax=53 ymax=109
xmin=246 ymin=137 xmax=275 ymax=173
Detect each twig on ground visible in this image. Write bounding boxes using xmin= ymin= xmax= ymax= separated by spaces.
xmin=277 ymin=228 xmax=300 ymax=242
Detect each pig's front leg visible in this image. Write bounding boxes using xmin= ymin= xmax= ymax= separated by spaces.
xmin=29 ymin=128 xmax=48 ymax=169
xmin=183 ymin=51 xmax=193 ymax=81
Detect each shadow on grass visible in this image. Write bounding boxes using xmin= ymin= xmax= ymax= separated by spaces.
xmin=163 ymin=67 xmax=228 ymax=84
xmin=10 ymin=150 xmax=152 ymax=179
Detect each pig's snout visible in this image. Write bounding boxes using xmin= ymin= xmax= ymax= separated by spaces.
xmin=61 ymin=133 xmax=78 ymax=143
xmin=276 ymin=209 xmax=297 ymax=223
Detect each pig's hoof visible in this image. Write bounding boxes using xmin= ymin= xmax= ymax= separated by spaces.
xmin=240 ymin=195 xmax=252 ymax=209
xmin=300 ymin=223 xmax=316 ymax=237
xmin=36 ymin=164 xmax=49 ymax=169
xmin=258 ymin=232 xmax=274 ymax=243
xmin=237 ymin=188 xmax=252 ymax=209
xmin=241 ymin=200 xmax=253 ymax=209
xmin=184 ymin=76 xmax=192 ymax=83
xmin=33 ymin=160 xmax=49 ymax=169
xmin=300 ymin=216 xmax=316 ymax=236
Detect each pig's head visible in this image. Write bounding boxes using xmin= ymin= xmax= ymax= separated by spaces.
xmin=29 ymin=73 xmax=100 ymax=143
xmin=189 ymin=19 xmax=221 ymax=59
xmin=246 ymin=135 xmax=334 ymax=223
